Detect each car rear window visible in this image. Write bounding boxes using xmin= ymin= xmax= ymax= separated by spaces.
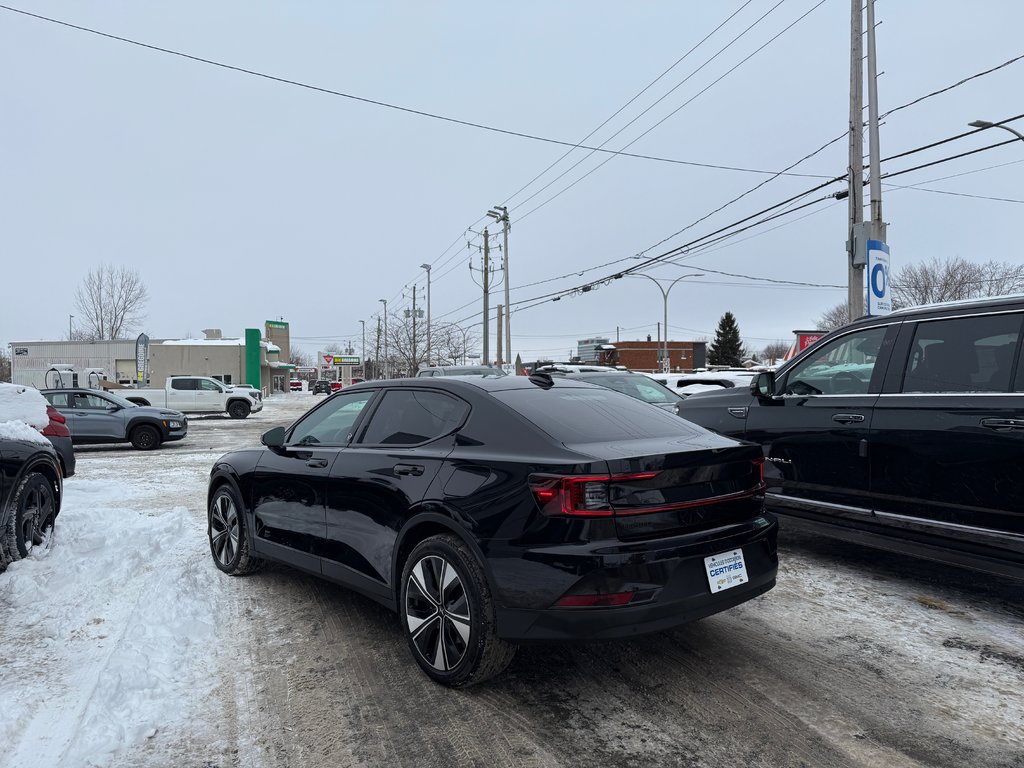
xmin=493 ymin=387 xmax=688 ymax=442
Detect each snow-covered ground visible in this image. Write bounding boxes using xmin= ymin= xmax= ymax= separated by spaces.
xmin=1 ymin=394 xmax=1021 ymax=768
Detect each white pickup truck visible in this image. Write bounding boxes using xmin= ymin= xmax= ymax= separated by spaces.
xmin=126 ymin=376 xmax=263 ymax=419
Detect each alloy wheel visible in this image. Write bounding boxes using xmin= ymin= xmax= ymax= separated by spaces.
xmin=20 ymin=478 xmax=54 ymax=553
xmin=405 ymin=555 xmax=471 ymax=672
xmin=210 ymin=494 xmax=239 ymax=566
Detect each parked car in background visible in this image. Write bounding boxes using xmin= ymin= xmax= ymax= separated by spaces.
xmin=289 ymin=379 xmax=303 ymax=392
xmin=330 ymin=381 xmax=343 ymax=392
xmin=646 ymin=370 xmax=758 ymax=398
xmin=127 ymin=376 xmax=261 ymax=419
xmin=42 ymin=388 xmax=188 ymax=451
xmin=547 ymin=370 xmax=685 ymax=414
xmin=415 ymin=365 xmax=506 ymax=377
xmin=207 ymin=375 xmax=776 ymax=686
xmin=311 ymin=380 xmax=333 ymax=395
xmin=42 ymin=405 xmax=75 ymax=477
xmin=0 ymin=385 xmax=64 ymax=569
xmin=678 ymin=294 xmax=1024 ymax=578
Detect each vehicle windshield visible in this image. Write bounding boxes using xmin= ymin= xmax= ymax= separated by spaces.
xmin=579 ymin=374 xmax=682 ymax=405
xmin=493 ymin=386 xmax=691 ymax=443
xmin=98 ymin=390 xmax=140 ymax=408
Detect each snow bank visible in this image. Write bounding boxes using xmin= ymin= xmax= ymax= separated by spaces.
xmin=0 ymin=383 xmax=51 ymax=445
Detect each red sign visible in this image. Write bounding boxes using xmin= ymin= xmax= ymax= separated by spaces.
xmin=323 ymin=355 xmax=332 ymax=364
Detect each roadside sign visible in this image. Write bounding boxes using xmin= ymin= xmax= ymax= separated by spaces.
xmin=323 ymin=355 xmax=333 ymax=364
xmin=135 ymin=333 xmax=149 ymax=384
xmin=332 ymin=355 xmax=361 ymax=366
xmin=867 ymin=240 xmax=891 ymax=316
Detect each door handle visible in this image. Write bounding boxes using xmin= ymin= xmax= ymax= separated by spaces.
xmin=832 ymin=413 xmax=865 ymax=424
xmin=980 ymin=418 xmax=1024 ymax=431
xmin=394 ymin=464 xmax=425 ymax=477
xmin=306 ymin=458 xmax=329 ymax=468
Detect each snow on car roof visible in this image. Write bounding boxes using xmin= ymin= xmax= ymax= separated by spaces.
xmin=0 ymin=382 xmax=51 ymax=444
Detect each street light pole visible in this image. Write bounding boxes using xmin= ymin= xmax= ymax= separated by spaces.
xmin=68 ymin=314 xmax=74 ymax=340
xmin=378 ymin=298 xmax=388 ymax=379
xmin=968 ymin=119 xmax=1024 ymax=143
xmin=420 ymin=263 xmax=432 ymax=365
xmin=629 ymin=273 xmax=703 ymax=372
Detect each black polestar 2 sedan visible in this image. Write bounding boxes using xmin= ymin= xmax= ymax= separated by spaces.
xmin=207 ymin=373 xmax=778 ymax=686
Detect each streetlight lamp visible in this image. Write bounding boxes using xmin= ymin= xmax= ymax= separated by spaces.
xmin=378 ymin=298 xmax=388 ymax=379
xmin=68 ymin=314 xmax=74 ymax=340
xmin=486 ymin=206 xmax=511 ymax=365
xmin=969 ymin=119 xmax=1024 ymax=143
xmin=628 ymin=273 xmax=704 ymax=372
xmin=420 ymin=263 xmax=432 ymax=365
xmin=457 ymin=326 xmax=471 ymax=364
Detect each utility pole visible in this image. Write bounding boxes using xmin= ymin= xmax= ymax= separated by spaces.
xmin=847 ymin=0 xmax=865 ymax=321
xmin=379 ymin=298 xmax=388 ymax=379
xmin=866 ymin=0 xmax=886 ymax=245
xmin=410 ymin=285 xmax=418 ymax=371
xmin=359 ymin=320 xmax=365 ymax=372
xmin=487 ymin=206 xmax=511 ymax=365
xmin=420 ymin=263 xmax=432 ymax=365
xmin=496 ymin=305 xmax=503 ymax=367
xmin=482 ymin=228 xmax=490 ymax=365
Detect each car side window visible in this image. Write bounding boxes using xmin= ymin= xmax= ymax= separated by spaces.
xmin=171 ymin=379 xmax=197 ymax=391
xmin=903 ymin=313 xmax=1023 ymax=394
xmin=289 ymin=390 xmax=377 ymax=446
xmin=199 ymin=380 xmax=222 ymax=392
xmin=45 ymin=392 xmax=72 ymax=408
xmin=74 ymin=393 xmax=111 ymax=410
xmin=358 ymin=390 xmax=469 ymax=446
xmin=783 ymin=327 xmax=887 ymax=396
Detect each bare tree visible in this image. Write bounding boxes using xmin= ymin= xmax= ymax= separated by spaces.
xmin=815 ymin=302 xmax=852 ymax=332
xmin=73 ymin=264 xmax=149 ymax=340
xmin=432 ymin=323 xmax=479 ymax=366
xmin=0 ymin=348 xmax=10 ymax=382
xmin=761 ymin=340 xmax=790 ymax=364
xmin=289 ymin=349 xmax=312 ymax=368
xmin=890 ymin=256 xmax=1024 ymax=309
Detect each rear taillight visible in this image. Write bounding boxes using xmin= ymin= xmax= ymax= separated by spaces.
xmin=529 ymin=472 xmax=659 ymax=518
xmin=41 ymin=406 xmax=71 ymax=438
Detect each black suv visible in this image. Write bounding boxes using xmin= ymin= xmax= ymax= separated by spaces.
xmin=311 ymin=380 xmax=333 ymax=395
xmin=678 ymin=295 xmax=1024 ymax=578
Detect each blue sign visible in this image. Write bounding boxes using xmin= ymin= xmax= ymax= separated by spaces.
xmin=867 ymin=240 xmax=891 ymax=316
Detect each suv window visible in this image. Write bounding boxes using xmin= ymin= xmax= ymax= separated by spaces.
xmin=74 ymin=392 xmax=113 ymax=410
xmin=783 ymin=327 xmax=887 ymax=396
xmin=290 ymin=390 xmax=376 ymax=446
xmin=359 ymin=390 xmax=469 ymax=445
xmin=903 ymin=313 xmax=1023 ymax=393
xmin=44 ymin=392 xmax=72 ymax=408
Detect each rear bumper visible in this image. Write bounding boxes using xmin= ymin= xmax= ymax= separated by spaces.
xmin=491 ymin=516 xmax=778 ymax=642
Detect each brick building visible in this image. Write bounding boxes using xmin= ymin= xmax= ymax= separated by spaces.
xmin=614 ymin=339 xmax=707 ymax=373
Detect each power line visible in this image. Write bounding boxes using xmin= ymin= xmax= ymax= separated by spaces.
xmin=0 ymin=3 xmax=832 ymax=180
xmin=515 ymin=0 xmax=831 ymax=223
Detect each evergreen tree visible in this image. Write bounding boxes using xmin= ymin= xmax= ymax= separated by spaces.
xmin=708 ymin=312 xmax=743 ymax=367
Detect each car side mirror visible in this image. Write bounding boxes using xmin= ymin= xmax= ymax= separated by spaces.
xmin=261 ymin=426 xmax=286 ymax=448
xmin=106 ymin=404 xmax=121 ymax=412
xmin=751 ymin=371 xmax=776 ymax=398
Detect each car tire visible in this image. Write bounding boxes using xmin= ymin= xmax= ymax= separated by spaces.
xmin=130 ymin=424 xmax=162 ymax=451
xmin=400 ymin=534 xmax=516 ymax=687
xmin=208 ymin=484 xmax=262 ymax=576
xmin=4 ymin=472 xmax=57 ymax=560
xmin=228 ymin=400 xmax=250 ymax=419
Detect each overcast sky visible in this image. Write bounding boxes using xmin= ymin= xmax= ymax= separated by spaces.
xmin=2 ymin=1 xmax=1022 ymax=364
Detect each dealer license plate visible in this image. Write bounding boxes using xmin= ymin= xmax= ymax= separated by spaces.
xmin=704 ymin=549 xmax=748 ymax=592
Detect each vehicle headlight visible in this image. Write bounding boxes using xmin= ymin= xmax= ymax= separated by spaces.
xmin=164 ymin=420 xmax=183 ymax=428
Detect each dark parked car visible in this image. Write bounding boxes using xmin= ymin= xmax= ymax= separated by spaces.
xmin=415 ymin=365 xmax=506 ymax=377
xmin=42 ymin=405 xmax=75 ymax=477
xmin=678 ymin=294 xmax=1024 ymax=578
xmin=548 ymin=371 xmax=685 ymax=414
xmin=0 ymin=434 xmax=62 ymax=569
xmin=42 ymin=388 xmax=187 ymax=450
xmin=207 ymin=375 xmax=777 ymax=686
xmin=311 ymin=380 xmax=333 ymax=395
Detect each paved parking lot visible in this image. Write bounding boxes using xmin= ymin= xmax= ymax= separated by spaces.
xmin=2 ymin=394 xmax=1021 ymax=767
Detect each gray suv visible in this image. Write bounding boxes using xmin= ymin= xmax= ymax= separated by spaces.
xmin=41 ymin=388 xmax=188 ymax=450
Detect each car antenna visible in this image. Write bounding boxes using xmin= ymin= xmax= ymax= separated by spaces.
xmin=528 ymin=372 xmax=554 ymax=389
